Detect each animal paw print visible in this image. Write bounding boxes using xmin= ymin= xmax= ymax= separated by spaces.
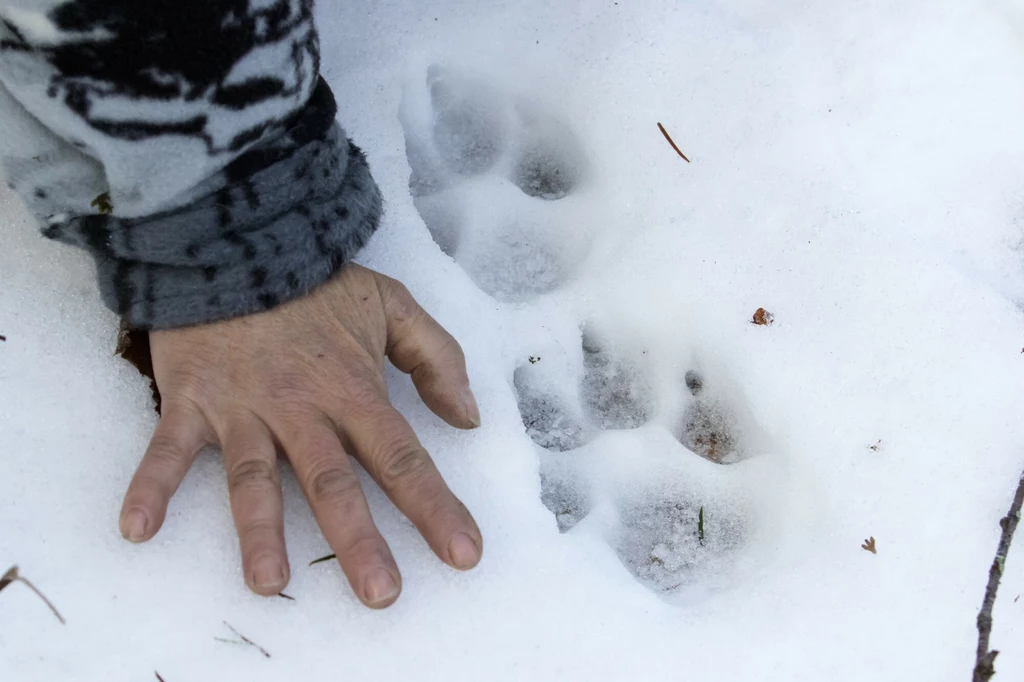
xmin=399 ymin=66 xmax=590 ymax=302
xmin=539 ymin=461 xmax=592 ymax=534
xmin=678 ymin=370 xmax=751 ymax=465
xmin=513 ymin=326 xmax=655 ymax=458
xmin=612 ymin=484 xmax=748 ymax=593
xmin=579 ymin=329 xmax=656 ymax=430
xmin=514 ymin=328 xmax=764 ymax=593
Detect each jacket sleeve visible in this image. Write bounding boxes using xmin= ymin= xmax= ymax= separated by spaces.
xmin=0 ymin=0 xmax=382 ymax=329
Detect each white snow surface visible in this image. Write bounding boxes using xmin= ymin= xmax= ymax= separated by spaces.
xmin=4 ymin=1 xmax=1024 ymax=680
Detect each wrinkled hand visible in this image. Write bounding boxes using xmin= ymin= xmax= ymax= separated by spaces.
xmin=118 ymin=264 xmax=483 ymax=608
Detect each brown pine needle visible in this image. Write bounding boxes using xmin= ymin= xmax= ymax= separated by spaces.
xmin=222 ymin=621 xmax=271 ymax=659
xmin=0 ymin=566 xmax=66 ymax=624
xmin=155 ymin=674 xmax=167 ymax=682
xmin=657 ymin=122 xmax=691 ymax=162
xmin=277 ymin=592 xmax=295 ymax=601
xmin=309 ymin=553 xmax=337 ymax=566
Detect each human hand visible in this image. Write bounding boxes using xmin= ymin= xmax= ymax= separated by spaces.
xmin=117 ymin=264 xmax=483 ymax=608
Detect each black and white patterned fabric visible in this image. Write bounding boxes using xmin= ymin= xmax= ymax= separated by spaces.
xmin=0 ymin=0 xmax=382 ymax=329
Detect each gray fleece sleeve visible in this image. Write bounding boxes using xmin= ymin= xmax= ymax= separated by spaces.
xmin=0 ymin=0 xmax=381 ymax=329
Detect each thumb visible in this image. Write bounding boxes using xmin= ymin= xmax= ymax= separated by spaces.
xmin=376 ymin=274 xmax=480 ymax=429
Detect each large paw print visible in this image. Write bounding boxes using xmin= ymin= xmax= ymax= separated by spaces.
xmin=399 ymin=65 xmax=775 ymax=597
xmin=514 ymin=327 xmax=766 ymax=593
xmin=399 ymin=66 xmax=591 ymax=302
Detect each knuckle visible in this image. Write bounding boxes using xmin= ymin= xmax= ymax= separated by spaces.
xmin=239 ymin=519 xmax=280 ymax=544
xmin=437 ymin=335 xmax=466 ymax=366
xmin=386 ymin=281 xmax=422 ymax=324
xmin=306 ymin=464 xmax=361 ymax=508
xmin=228 ymin=459 xmax=279 ymax=494
xmin=419 ymin=484 xmax=459 ymax=527
xmin=145 ymin=433 xmax=188 ymax=469
xmin=378 ymin=443 xmax=433 ymax=489
xmin=342 ymin=534 xmax=386 ymax=563
xmin=340 ymin=376 xmax=384 ymax=409
xmin=451 ymin=338 xmax=467 ymax=364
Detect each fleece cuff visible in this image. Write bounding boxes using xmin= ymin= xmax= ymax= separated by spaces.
xmin=41 ymin=79 xmax=382 ymax=329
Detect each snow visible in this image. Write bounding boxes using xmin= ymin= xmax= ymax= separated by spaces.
xmin=4 ymin=0 xmax=1024 ymax=680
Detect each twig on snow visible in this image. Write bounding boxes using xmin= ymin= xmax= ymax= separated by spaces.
xmin=0 ymin=566 xmax=66 ymax=624
xmin=973 ymin=470 xmax=1024 ymax=682
xmin=221 ymin=621 xmax=271 ymax=659
xmin=657 ymin=122 xmax=691 ymax=163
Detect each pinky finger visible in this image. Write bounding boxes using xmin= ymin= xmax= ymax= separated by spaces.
xmin=119 ymin=400 xmax=212 ymax=543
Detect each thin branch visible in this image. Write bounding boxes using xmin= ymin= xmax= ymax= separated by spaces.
xmin=223 ymin=621 xmax=271 ymax=659
xmin=214 ymin=637 xmax=246 ymax=646
xmin=657 ymin=122 xmax=691 ymax=163
xmin=973 ymin=469 xmax=1024 ymax=682
xmin=0 ymin=566 xmax=66 ymax=624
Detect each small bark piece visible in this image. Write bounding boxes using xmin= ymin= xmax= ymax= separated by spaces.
xmin=752 ymin=308 xmax=774 ymax=326
xmin=0 ymin=566 xmax=16 ymax=590
xmin=861 ymin=537 xmax=877 ymax=554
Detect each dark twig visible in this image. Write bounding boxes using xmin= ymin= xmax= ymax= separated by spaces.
xmin=0 ymin=566 xmax=66 ymax=624
xmin=309 ymin=553 xmax=337 ymax=566
xmin=277 ymin=592 xmax=295 ymax=601
xmin=155 ymin=674 xmax=167 ymax=682
xmin=0 ymin=334 xmax=6 ymax=342
xmin=657 ymin=122 xmax=691 ymax=163
xmin=973 ymin=470 xmax=1024 ymax=682
xmin=222 ymin=621 xmax=271 ymax=659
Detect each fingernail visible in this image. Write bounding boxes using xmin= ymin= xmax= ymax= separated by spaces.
xmin=364 ymin=569 xmax=400 ymax=607
xmin=121 ymin=509 xmax=148 ymax=542
xmin=253 ymin=556 xmax=286 ymax=589
xmin=448 ymin=532 xmax=481 ymax=570
xmin=460 ymin=389 xmax=481 ymax=428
